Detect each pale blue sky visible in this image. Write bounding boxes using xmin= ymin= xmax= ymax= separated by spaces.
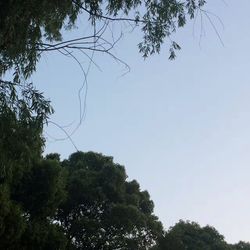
xmin=33 ymin=0 xmax=250 ymax=243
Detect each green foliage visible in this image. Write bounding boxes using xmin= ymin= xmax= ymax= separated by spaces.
xmin=230 ymin=241 xmax=250 ymax=250
xmin=0 ymin=0 xmax=207 ymax=81
xmin=0 ymin=79 xmax=54 ymax=248
xmin=0 ymin=157 xmax=67 ymax=249
xmin=0 ymin=80 xmax=53 ymax=184
xmin=163 ymin=220 xmax=228 ymax=250
xmin=58 ymin=151 xmax=163 ymax=249
xmin=12 ymin=159 xmax=66 ymax=219
xmin=0 ymin=0 xmax=80 ymax=79
xmin=0 ymin=185 xmax=26 ymax=249
xmin=154 ymin=220 xmax=250 ymax=250
xmin=0 ymin=146 xmax=163 ymax=249
xmin=18 ymin=219 xmax=67 ymax=250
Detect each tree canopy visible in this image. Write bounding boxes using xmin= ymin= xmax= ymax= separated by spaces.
xmin=154 ymin=220 xmax=229 ymax=250
xmin=1 ymin=0 xmax=207 ymax=83
xmin=57 ymin=151 xmax=163 ymax=249
xmin=154 ymin=221 xmax=250 ymax=250
xmin=1 ymin=147 xmax=163 ymax=249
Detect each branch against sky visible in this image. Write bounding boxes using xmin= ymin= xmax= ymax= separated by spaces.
xmin=0 ymin=0 xmax=207 ymax=82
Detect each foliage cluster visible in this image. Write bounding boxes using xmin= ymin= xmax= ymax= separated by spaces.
xmin=154 ymin=221 xmax=248 ymax=250
xmin=0 ymin=0 xmax=207 ymax=83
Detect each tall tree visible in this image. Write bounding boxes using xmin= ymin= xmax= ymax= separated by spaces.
xmin=58 ymin=151 xmax=163 ymax=249
xmin=1 ymin=149 xmax=163 ymax=249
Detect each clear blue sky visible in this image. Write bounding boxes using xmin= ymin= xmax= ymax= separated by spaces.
xmin=33 ymin=0 xmax=250 ymax=243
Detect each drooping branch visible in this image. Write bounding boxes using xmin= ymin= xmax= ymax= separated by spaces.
xmin=71 ymin=0 xmax=143 ymax=23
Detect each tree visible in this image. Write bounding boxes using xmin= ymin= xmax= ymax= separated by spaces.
xmin=58 ymin=151 xmax=163 ymax=249
xmin=1 ymin=149 xmax=163 ymax=249
xmin=230 ymin=242 xmax=250 ymax=250
xmin=154 ymin=220 xmax=250 ymax=250
xmin=0 ymin=0 xmax=207 ymax=83
xmin=154 ymin=220 xmax=229 ymax=250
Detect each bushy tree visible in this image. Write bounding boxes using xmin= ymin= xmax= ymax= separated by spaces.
xmin=58 ymin=151 xmax=163 ymax=249
xmin=154 ymin=220 xmax=229 ymax=250
xmin=1 ymin=147 xmax=163 ymax=249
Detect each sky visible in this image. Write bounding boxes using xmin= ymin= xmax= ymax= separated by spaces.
xmin=32 ymin=0 xmax=250 ymax=243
